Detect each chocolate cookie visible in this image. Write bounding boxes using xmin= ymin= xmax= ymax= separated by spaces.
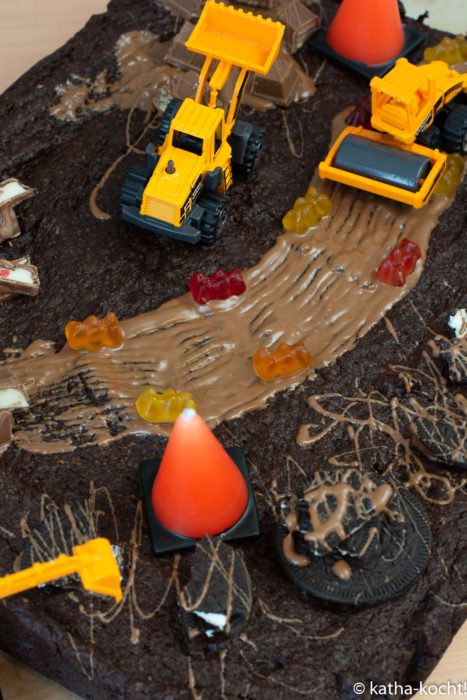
xmin=277 ymin=484 xmax=432 ymax=605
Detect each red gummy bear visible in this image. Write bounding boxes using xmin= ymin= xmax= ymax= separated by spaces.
xmin=345 ymin=96 xmax=372 ymax=129
xmin=189 ymin=268 xmax=246 ymax=304
xmin=375 ymin=239 xmax=422 ymax=287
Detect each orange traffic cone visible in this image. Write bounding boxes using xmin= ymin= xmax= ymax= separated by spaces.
xmin=151 ymin=409 xmax=249 ymax=539
xmin=326 ymin=0 xmax=405 ymax=65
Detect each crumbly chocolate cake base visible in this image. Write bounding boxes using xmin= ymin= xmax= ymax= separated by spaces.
xmin=0 ymin=1 xmax=465 ymax=699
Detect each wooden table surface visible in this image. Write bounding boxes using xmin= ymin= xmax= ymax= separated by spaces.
xmin=0 ymin=1 xmax=465 ymax=698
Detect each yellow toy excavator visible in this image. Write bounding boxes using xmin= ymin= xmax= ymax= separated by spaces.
xmin=0 ymin=538 xmax=122 ymax=602
xmin=120 ymin=1 xmax=284 ymax=243
xmin=319 ymin=58 xmax=467 ymax=208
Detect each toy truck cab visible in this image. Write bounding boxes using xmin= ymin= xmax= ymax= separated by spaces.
xmin=140 ymin=100 xmax=232 ymax=233
xmin=370 ymin=58 xmax=467 ymax=144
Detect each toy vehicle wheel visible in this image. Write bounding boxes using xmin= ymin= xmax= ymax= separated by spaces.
xmin=198 ymin=192 xmax=230 ymax=244
xmin=239 ymin=125 xmax=266 ymax=175
xmin=157 ymin=98 xmax=183 ymax=147
xmin=419 ymin=124 xmax=441 ymax=149
xmin=120 ymin=163 xmax=152 ymax=209
xmin=442 ymin=104 xmax=467 ymax=154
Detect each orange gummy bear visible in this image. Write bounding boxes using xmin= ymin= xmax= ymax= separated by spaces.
xmin=252 ymin=341 xmax=312 ymax=381
xmin=65 ymin=312 xmax=124 ymax=351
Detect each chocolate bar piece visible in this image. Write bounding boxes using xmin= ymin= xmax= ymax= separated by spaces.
xmin=275 ymin=0 xmax=320 ymax=54
xmin=0 ymin=368 xmax=29 ymax=410
xmin=0 ymin=258 xmax=40 ymax=298
xmin=0 ymin=178 xmax=36 ymax=242
xmin=251 ymin=47 xmax=316 ymax=106
xmin=165 ymin=23 xmax=315 ymax=110
xmin=164 ymin=22 xmax=205 ymax=72
xmin=0 ymin=411 xmax=12 ymax=452
xmin=234 ymin=0 xmax=279 ymax=8
xmin=161 ymin=0 xmax=203 ymax=20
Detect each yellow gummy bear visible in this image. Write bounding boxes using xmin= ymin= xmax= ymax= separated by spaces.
xmin=434 ymin=154 xmax=465 ymax=198
xmin=424 ymin=35 xmax=467 ymax=65
xmin=135 ymin=387 xmax=196 ymax=424
xmin=282 ymin=186 xmax=332 ymax=234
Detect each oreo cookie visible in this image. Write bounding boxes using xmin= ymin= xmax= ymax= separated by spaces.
xmin=178 ymin=536 xmax=252 ymax=647
xmin=20 ymin=499 xmax=123 ymax=590
xmin=281 ymin=468 xmax=399 ymax=559
xmin=277 ymin=477 xmax=431 ymax=606
xmin=410 ymin=406 xmax=467 ymax=469
xmin=21 ymin=500 xmax=97 ymax=568
xmin=433 ymin=336 xmax=467 ymax=384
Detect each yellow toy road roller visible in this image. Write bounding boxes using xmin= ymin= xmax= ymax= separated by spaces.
xmin=120 ymin=1 xmax=284 ymax=243
xmin=319 ymin=58 xmax=467 ymax=208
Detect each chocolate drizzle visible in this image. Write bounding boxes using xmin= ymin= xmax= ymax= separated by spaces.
xmin=332 ymin=560 xmax=352 ymax=580
xmin=20 ymin=499 xmax=99 ymax=588
xmin=298 ymin=346 xmax=464 ymax=503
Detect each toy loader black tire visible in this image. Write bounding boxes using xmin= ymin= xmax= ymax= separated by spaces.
xmin=120 ymin=163 xmax=152 ymax=209
xmin=419 ymin=124 xmax=441 ymax=149
xmin=157 ymin=98 xmax=183 ymax=147
xmin=442 ymin=104 xmax=467 ymax=154
xmin=238 ymin=125 xmax=266 ymax=175
xmin=198 ymin=192 xmax=230 ymax=245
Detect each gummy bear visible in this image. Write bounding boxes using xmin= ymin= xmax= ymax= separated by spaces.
xmin=252 ymin=341 xmax=312 ymax=381
xmin=189 ymin=268 xmax=246 ymax=304
xmin=282 ymin=187 xmax=332 ymax=234
xmin=345 ymin=96 xmax=372 ymax=129
xmin=375 ymin=239 xmax=422 ymax=288
xmin=136 ymin=387 xmax=196 ymax=424
xmin=65 ymin=313 xmax=124 ymax=351
xmin=424 ymin=35 xmax=467 ymax=65
xmin=435 ymin=154 xmax=464 ymax=198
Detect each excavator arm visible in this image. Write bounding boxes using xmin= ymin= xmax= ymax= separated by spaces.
xmin=0 ymin=538 xmax=122 ymax=602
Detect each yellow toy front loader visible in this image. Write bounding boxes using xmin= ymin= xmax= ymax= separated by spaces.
xmin=0 ymin=538 xmax=122 ymax=602
xmin=121 ymin=1 xmax=284 ymax=243
xmin=319 ymin=58 xmax=467 ymax=208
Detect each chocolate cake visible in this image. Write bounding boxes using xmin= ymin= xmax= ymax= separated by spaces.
xmin=0 ymin=1 xmax=465 ymax=699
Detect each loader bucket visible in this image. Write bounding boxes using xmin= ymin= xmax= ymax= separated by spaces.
xmin=319 ymin=126 xmax=447 ymax=208
xmin=185 ymin=1 xmax=284 ymax=75
xmin=74 ymin=538 xmax=123 ymax=602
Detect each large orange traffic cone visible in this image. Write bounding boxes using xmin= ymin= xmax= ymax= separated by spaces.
xmin=151 ymin=409 xmax=249 ymax=539
xmin=326 ymin=0 xmax=405 ymax=66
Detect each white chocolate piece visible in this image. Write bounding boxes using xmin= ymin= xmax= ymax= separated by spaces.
xmin=0 ymin=180 xmax=32 ymax=208
xmin=0 ymin=387 xmax=29 ymax=410
xmin=194 ymin=611 xmax=227 ymax=632
xmin=0 ymin=267 xmax=34 ymax=285
xmin=448 ymin=309 xmax=467 ymax=339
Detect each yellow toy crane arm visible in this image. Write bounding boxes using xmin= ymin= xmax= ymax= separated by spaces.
xmin=186 ymin=0 xmax=284 ymax=136
xmin=0 ymin=538 xmax=122 ymax=602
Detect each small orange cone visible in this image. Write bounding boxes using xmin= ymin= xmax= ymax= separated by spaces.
xmin=326 ymin=0 xmax=405 ymax=66
xmin=151 ymin=409 xmax=249 ymax=538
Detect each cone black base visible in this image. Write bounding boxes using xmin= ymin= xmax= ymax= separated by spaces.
xmin=139 ymin=447 xmax=260 ymax=555
xmin=308 ymin=25 xmax=423 ymax=79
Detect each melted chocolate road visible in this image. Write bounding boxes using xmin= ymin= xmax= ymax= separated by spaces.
xmin=6 ymin=177 xmax=451 ymax=453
